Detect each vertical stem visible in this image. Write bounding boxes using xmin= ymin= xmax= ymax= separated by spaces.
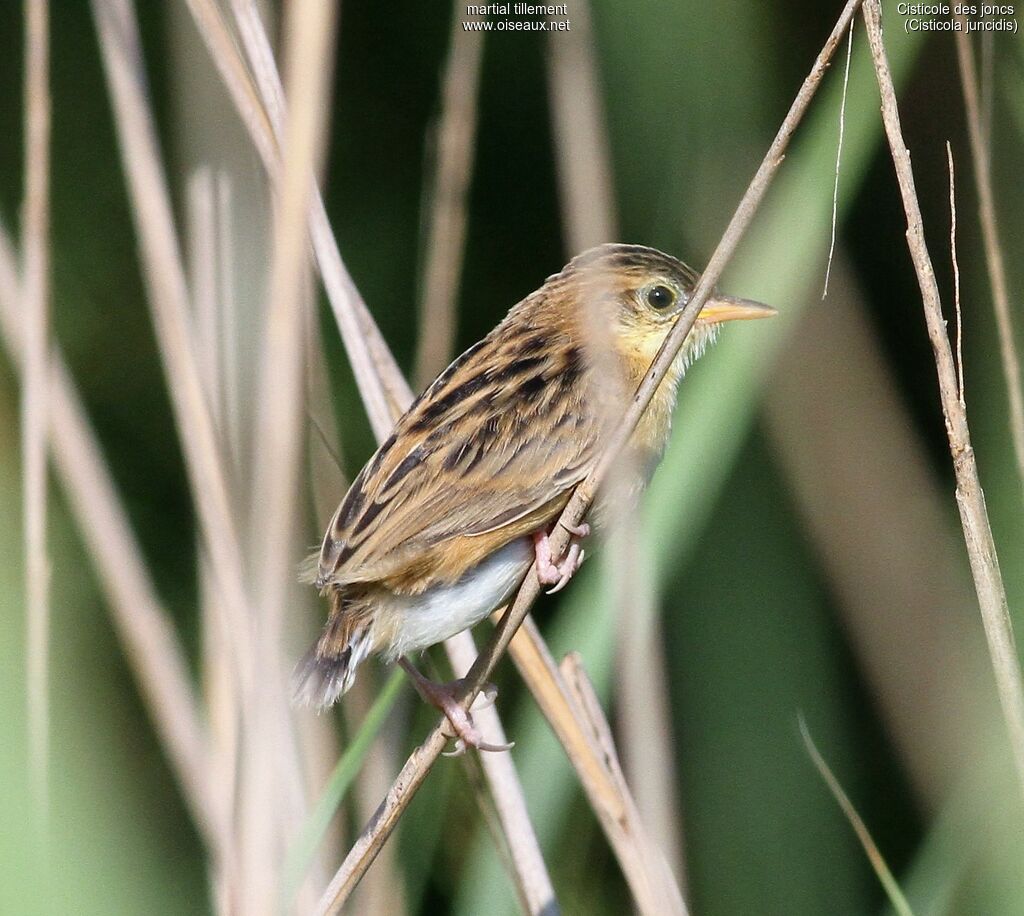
xmin=22 ymin=0 xmax=52 ymax=824
xmin=954 ymin=26 xmax=1024 ymax=497
xmin=863 ymin=0 xmax=1024 ymax=804
xmin=413 ymin=8 xmax=484 ymax=389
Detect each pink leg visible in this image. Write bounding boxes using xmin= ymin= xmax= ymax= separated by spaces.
xmin=398 ymin=658 xmax=513 ymax=756
xmin=532 ymin=525 xmax=588 ymax=594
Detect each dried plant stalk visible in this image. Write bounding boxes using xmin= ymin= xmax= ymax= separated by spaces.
xmin=558 ymin=652 xmax=686 ymax=915
xmin=546 ymin=0 xmax=685 ymax=886
xmin=316 ymin=2 xmax=865 ymax=907
xmin=90 ymin=0 xmax=254 ymax=697
xmin=413 ymin=11 xmax=484 ymax=389
xmin=0 ymin=226 xmax=220 ymax=851
xmin=862 ymin=0 xmax=1024 ymax=801
xmin=954 ymin=26 xmax=1024 ymax=494
xmin=239 ymin=1 xmax=339 ymax=909
xmin=545 ymin=0 xmax=616 ymax=249
xmin=21 ymin=0 xmax=52 ymax=820
xmin=216 ymin=3 xmax=563 ymax=904
xmin=445 ymin=635 xmax=558 ymax=915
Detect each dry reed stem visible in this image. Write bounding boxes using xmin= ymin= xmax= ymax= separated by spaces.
xmin=21 ymin=0 xmax=52 ymax=822
xmin=215 ymin=4 xmax=558 ymax=904
xmin=822 ymin=18 xmax=853 ymax=299
xmin=316 ymin=3 xmax=865 ymax=908
xmin=216 ymin=173 xmax=244 ymax=478
xmin=446 ymin=635 xmax=558 ymax=916
xmin=245 ymin=1 xmax=338 ymax=907
xmin=862 ymin=0 xmax=1024 ymax=802
xmin=946 ymin=143 xmax=964 ymax=406
xmin=94 ymin=4 xmax=314 ymax=905
xmin=223 ymin=0 xmax=405 ymax=437
xmin=412 ymin=11 xmax=484 ymax=389
xmin=545 ymin=0 xmax=616 ymax=249
xmin=90 ymin=0 xmax=254 ymax=696
xmin=0 ymin=226 xmax=220 ymax=851
xmin=252 ymin=0 xmax=335 ymax=681
xmin=558 ymin=652 xmax=687 ymax=916
xmin=546 ymin=0 xmax=686 ymax=889
xmin=507 ymin=622 xmax=684 ymax=915
xmin=406 ymin=7 xmax=555 ymax=905
xmin=954 ymin=26 xmax=1024 ymax=494
xmin=186 ymin=172 xmax=241 ymax=896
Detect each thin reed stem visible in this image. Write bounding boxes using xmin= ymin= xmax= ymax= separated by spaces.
xmin=954 ymin=26 xmax=1024 ymax=496
xmin=0 ymin=225 xmax=220 ymax=852
xmin=21 ymin=0 xmax=52 ymax=823
xmin=90 ymin=0 xmax=254 ymax=696
xmin=240 ymin=1 xmax=339 ymax=909
xmin=412 ymin=8 xmax=484 ymax=390
xmin=862 ymin=0 xmax=1024 ymax=804
xmin=445 ymin=633 xmax=558 ymax=915
xmin=545 ymin=0 xmax=616 ymax=250
xmin=546 ymin=0 xmax=685 ymax=889
xmin=799 ymin=718 xmax=914 ymax=916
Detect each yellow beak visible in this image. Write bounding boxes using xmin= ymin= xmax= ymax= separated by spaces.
xmin=698 ymin=295 xmax=778 ymax=324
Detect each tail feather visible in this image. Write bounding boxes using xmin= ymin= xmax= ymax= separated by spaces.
xmin=291 ymin=644 xmax=356 ymax=709
xmin=292 ymin=601 xmax=375 ymax=710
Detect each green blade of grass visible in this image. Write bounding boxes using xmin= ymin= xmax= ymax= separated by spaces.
xmin=280 ymin=668 xmax=405 ymax=909
xmin=799 ymin=716 xmax=914 ymax=916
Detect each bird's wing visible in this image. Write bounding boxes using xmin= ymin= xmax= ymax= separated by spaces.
xmin=317 ymin=319 xmax=606 ymax=589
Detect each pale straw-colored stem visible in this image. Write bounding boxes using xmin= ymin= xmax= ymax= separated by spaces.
xmin=241 ymin=1 xmax=338 ymax=909
xmin=412 ymin=10 xmax=484 ymax=390
xmin=224 ymin=4 xmax=556 ymax=906
xmin=545 ymin=0 xmax=616 ymax=250
xmin=546 ymin=0 xmax=686 ymax=889
xmin=0 ymin=226 xmax=221 ymax=853
xmin=445 ymin=634 xmax=558 ymax=915
xmin=21 ymin=0 xmax=52 ymax=823
xmin=862 ymin=0 xmax=1024 ymax=803
xmin=90 ymin=0 xmax=254 ymax=695
xmin=953 ymin=26 xmax=1024 ymax=496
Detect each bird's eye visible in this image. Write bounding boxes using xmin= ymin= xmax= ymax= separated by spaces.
xmin=645 ymin=284 xmax=676 ymax=310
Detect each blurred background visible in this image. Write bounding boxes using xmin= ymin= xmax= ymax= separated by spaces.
xmin=2 ymin=1 xmax=1024 ymax=914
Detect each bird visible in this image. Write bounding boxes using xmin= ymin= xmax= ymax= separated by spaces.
xmin=294 ymin=243 xmax=775 ymax=751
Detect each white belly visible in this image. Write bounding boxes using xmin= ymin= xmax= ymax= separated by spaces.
xmin=381 ymin=537 xmax=533 ymax=661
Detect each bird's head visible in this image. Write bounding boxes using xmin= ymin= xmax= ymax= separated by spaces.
xmin=556 ymin=243 xmax=776 ymax=383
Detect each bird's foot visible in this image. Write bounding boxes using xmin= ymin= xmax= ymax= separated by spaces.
xmin=398 ymin=659 xmax=513 ymax=756
xmin=533 ymin=523 xmax=589 ymax=594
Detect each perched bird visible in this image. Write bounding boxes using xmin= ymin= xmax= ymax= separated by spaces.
xmin=295 ymin=243 xmax=774 ymax=749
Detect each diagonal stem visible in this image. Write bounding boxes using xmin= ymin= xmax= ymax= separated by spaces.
xmin=315 ymin=1 xmax=866 ymax=909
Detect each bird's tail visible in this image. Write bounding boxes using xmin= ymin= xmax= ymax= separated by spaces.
xmin=291 ymin=597 xmax=374 ymax=710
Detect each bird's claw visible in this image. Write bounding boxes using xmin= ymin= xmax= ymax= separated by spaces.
xmin=399 ymin=661 xmax=513 ymax=755
xmin=559 ymin=521 xmax=591 ymax=539
xmin=533 ymin=529 xmax=587 ymax=594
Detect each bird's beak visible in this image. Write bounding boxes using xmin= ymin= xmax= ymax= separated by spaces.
xmin=697 ymin=295 xmax=777 ymax=324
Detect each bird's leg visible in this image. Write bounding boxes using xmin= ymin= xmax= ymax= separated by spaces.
xmin=533 ymin=521 xmax=590 ymax=594
xmin=398 ymin=657 xmax=513 ymax=756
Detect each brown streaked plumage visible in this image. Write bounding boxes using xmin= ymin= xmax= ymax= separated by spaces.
xmin=295 ymin=243 xmax=775 ymax=748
